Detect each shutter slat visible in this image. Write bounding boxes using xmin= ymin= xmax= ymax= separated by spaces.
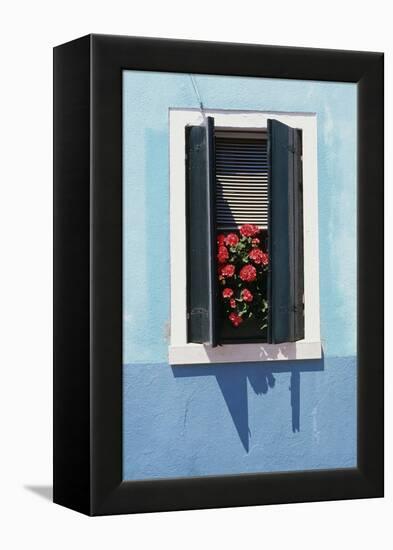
xmin=215 ymin=135 xmax=268 ymax=229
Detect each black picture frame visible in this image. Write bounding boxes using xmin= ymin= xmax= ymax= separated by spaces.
xmin=53 ymin=34 xmax=384 ymax=516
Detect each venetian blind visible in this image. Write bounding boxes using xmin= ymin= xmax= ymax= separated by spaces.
xmin=215 ymin=134 xmax=268 ymax=230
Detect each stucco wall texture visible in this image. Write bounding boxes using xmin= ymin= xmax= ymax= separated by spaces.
xmin=123 ymin=71 xmax=357 ymax=480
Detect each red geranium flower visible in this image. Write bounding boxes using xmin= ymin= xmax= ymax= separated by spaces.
xmin=249 ymin=248 xmax=268 ymax=265
xmin=241 ymin=289 xmax=253 ymax=303
xmin=225 ymin=233 xmax=239 ymax=247
xmin=220 ymin=264 xmax=235 ymax=278
xmin=217 ymin=234 xmax=226 ymax=246
xmin=251 ymin=238 xmax=260 ymax=247
xmin=229 ymin=312 xmax=243 ymax=327
xmin=239 ymin=264 xmax=257 ymax=282
xmin=230 ymin=298 xmax=236 ymax=309
xmin=240 ymin=224 xmax=260 ymax=238
xmin=217 ymin=245 xmax=229 ymax=264
xmin=222 ymin=288 xmax=234 ymax=299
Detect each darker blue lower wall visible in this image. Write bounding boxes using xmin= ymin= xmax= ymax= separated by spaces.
xmin=123 ymin=356 xmax=356 ymax=480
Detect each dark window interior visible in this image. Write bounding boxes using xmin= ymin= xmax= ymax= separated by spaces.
xmin=215 ymin=130 xmax=269 ymax=343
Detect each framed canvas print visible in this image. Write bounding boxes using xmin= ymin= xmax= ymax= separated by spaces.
xmin=53 ymin=34 xmax=384 ymax=515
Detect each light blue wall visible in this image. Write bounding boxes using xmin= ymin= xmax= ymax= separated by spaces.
xmin=123 ymin=71 xmax=357 ymax=480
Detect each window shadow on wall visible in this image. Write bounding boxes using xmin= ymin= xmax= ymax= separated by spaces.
xmin=172 ymin=358 xmax=324 ymax=452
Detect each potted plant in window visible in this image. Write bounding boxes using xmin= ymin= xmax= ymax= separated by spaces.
xmin=217 ymin=224 xmax=269 ymax=341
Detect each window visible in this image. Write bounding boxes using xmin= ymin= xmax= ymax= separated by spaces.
xmin=215 ymin=129 xmax=270 ymax=344
xmin=169 ymin=109 xmax=321 ymax=365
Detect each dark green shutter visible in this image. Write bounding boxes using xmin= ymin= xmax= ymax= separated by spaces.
xmin=186 ymin=116 xmax=218 ymax=346
xmin=267 ymin=119 xmax=304 ymax=344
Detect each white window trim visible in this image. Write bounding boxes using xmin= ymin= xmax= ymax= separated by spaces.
xmin=168 ymin=108 xmax=321 ymax=365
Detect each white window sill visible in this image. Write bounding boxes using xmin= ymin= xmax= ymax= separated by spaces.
xmin=168 ymin=341 xmax=322 ymax=365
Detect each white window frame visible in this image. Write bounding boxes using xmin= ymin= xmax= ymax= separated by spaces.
xmin=168 ymin=108 xmax=321 ymax=365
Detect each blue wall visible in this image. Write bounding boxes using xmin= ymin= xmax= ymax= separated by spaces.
xmin=123 ymin=71 xmax=357 ymax=480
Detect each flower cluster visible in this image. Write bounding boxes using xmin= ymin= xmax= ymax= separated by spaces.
xmin=217 ymin=224 xmax=269 ymax=330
